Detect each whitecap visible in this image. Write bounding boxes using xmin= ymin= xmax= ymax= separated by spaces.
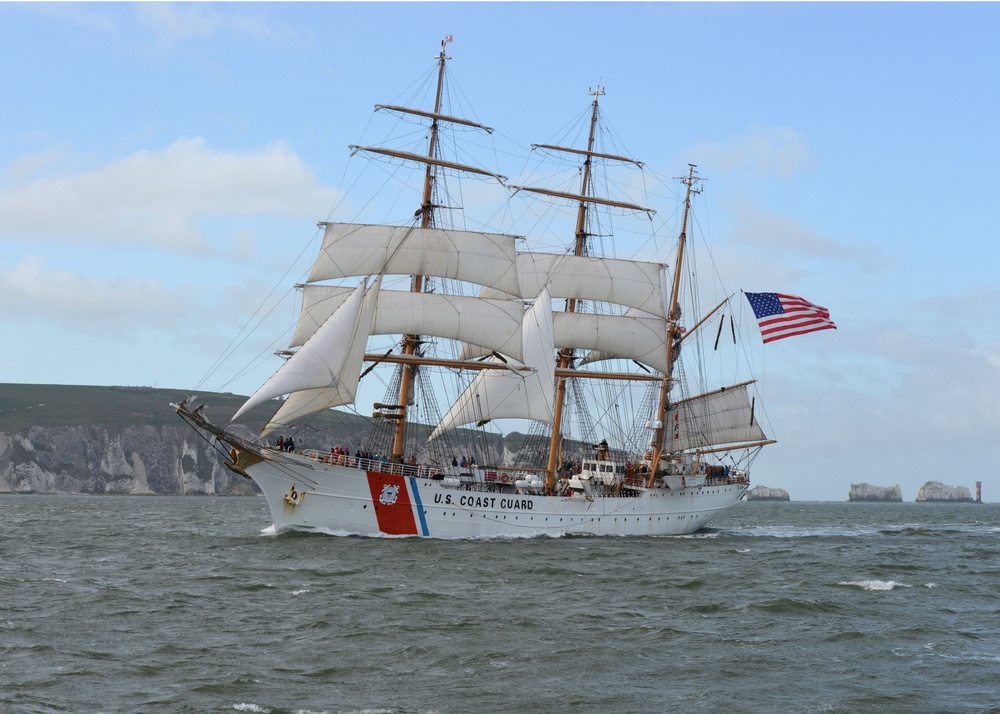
xmin=839 ymin=579 xmax=911 ymax=591
xmin=232 ymin=704 xmax=271 ymax=713
xmin=308 ymin=526 xmax=369 ymax=538
xmin=291 ymin=589 xmax=308 ymax=596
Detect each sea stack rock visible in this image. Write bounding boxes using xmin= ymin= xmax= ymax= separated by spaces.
xmin=848 ymin=483 xmax=903 ymax=502
xmin=746 ymin=485 xmax=790 ymax=501
xmin=915 ymin=481 xmax=974 ymax=502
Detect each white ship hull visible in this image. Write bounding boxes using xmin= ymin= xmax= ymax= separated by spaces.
xmin=242 ymin=451 xmax=747 ymax=537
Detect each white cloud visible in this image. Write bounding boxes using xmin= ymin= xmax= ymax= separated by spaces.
xmin=0 ymin=137 xmax=339 ymax=253
xmin=133 ymin=4 xmax=308 ymax=49
xmin=685 ymin=126 xmax=816 ymax=178
xmin=135 ymin=3 xmax=221 ymax=43
xmin=715 ymin=199 xmax=896 ymax=280
xmin=732 ymin=200 xmax=841 ymax=256
xmin=23 ymin=4 xmax=309 ymax=55
xmin=728 ymin=199 xmax=867 ymax=259
xmin=5 ymin=148 xmax=75 ymax=184
xmin=0 ymin=255 xmax=193 ymax=333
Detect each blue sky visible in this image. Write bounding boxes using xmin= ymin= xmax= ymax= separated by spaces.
xmin=2 ymin=2 xmax=998 ymax=501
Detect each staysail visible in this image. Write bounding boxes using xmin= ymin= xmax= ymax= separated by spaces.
xmin=230 ymin=281 xmax=367 ymax=424
xmin=429 ymin=287 xmax=555 ymax=439
xmin=254 ymin=277 xmax=383 ymax=434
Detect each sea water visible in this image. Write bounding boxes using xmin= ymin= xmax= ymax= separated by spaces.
xmin=1 ymin=495 xmax=998 ymax=714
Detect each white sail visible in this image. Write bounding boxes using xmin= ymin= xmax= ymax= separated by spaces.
xmin=460 ymin=304 xmax=671 ymax=372
xmin=308 ymin=223 xmax=522 ymax=296
xmin=462 ymin=311 xmax=671 ymax=373
xmin=516 ymin=253 xmax=669 ymax=318
xmin=429 ymin=287 xmax=555 ymax=439
xmin=261 ymin=276 xmax=383 ymax=434
xmin=578 ymin=307 xmax=666 ymax=370
xmin=291 ymin=285 xmax=526 ymax=360
xmin=553 ymin=312 xmax=671 ymax=375
xmin=230 ymin=282 xmax=366 ymax=424
xmin=668 ymin=383 xmax=767 ymax=452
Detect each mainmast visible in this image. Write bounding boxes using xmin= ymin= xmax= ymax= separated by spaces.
xmin=511 ymin=86 xmax=653 ymax=493
xmin=647 ymin=164 xmax=702 ymax=487
xmin=543 ymin=85 xmax=602 ymax=494
xmin=324 ymin=38 xmax=508 ymax=456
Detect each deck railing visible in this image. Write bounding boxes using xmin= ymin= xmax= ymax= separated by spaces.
xmin=297 ymin=449 xmax=439 ymax=479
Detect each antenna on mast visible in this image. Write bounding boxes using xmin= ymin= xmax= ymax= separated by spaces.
xmin=677 ymin=163 xmax=704 ymax=196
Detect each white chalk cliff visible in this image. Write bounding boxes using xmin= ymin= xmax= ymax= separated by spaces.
xmin=0 ymin=424 xmax=260 ymax=496
xmin=915 ymin=481 xmax=974 ymax=502
xmin=746 ymin=485 xmax=790 ymax=501
xmin=848 ymin=483 xmax=903 ymax=502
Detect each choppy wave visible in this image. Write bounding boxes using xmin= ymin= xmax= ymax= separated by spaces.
xmin=717 ymin=525 xmax=883 ymax=538
xmin=2 ymin=496 xmax=996 ymax=714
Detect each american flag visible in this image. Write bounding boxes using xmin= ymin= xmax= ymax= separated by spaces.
xmin=744 ymin=292 xmax=836 ymax=343
xmin=445 ymin=35 xmax=453 ymax=43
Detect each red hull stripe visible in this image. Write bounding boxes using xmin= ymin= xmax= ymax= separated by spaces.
xmin=366 ymin=471 xmax=418 ymax=535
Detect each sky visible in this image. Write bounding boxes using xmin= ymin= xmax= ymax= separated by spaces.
xmin=2 ymin=2 xmax=998 ymax=502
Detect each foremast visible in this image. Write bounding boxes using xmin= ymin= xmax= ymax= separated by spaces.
xmin=390 ymin=40 xmax=448 ymax=463
xmin=349 ymin=37 xmax=502 ymax=462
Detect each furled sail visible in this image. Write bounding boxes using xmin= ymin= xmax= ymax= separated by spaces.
xmin=429 ymin=287 xmax=555 ymax=440
xmin=374 ymin=104 xmax=494 ymax=133
xmin=259 ymin=277 xmax=383 ymax=435
xmin=291 ymin=285 xmax=526 ymax=360
xmin=668 ymin=382 xmax=767 ymax=452
xmin=308 ymin=223 xmax=521 ymax=296
xmin=230 ymin=281 xmax=367 ymax=424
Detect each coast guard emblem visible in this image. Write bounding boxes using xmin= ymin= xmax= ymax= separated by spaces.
xmin=379 ymin=483 xmax=400 ymax=506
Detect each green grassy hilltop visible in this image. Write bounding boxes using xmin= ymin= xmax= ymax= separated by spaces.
xmin=0 ymin=384 xmax=251 ymax=432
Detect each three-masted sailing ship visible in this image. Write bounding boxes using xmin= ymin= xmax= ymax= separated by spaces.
xmin=176 ymin=39 xmax=775 ymax=537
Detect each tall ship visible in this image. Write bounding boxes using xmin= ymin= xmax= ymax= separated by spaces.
xmin=176 ymin=39 xmax=777 ymax=537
